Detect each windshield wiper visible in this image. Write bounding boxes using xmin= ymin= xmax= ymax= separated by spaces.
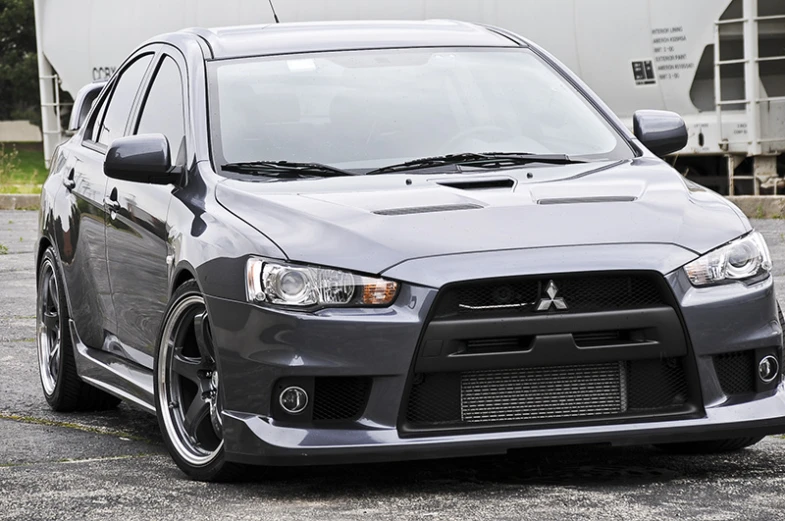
xmin=221 ymin=161 xmax=356 ymax=178
xmin=365 ymin=152 xmax=585 ymax=175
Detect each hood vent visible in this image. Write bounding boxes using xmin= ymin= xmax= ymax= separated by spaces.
xmin=537 ymin=195 xmax=637 ymax=205
xmin=373 ymin=203 xmax=483 ymax=216
xmin=437 ymin=178 xmax=515 ymax=191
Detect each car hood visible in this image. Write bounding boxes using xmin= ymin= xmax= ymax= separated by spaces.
xmin=215 ymin=158 xmax=749 ymax=277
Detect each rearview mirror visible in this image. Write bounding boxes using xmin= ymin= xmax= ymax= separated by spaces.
xmin=633 ymin=110 xmax=688 ymax=157
xmin=67 ymin=81 xmax=107 ymax=135
xmin=104 ymin=134 xmax=181 ymax=184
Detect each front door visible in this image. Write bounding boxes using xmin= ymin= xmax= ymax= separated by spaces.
xmin=105 ymin=53 xmax=187 ymax=365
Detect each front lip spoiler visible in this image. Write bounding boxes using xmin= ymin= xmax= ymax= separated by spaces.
xmin=221 ymin=404 xmax=785 ymax=467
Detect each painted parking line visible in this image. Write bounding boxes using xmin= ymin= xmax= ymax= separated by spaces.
xmin=0 ymin=412 xmax=158 ymax=444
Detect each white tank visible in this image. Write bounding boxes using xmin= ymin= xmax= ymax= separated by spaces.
xmin=34 ymin=0 xmax=785 ymax=193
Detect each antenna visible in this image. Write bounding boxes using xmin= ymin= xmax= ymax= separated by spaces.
xmin=267 ymin=0 xmax=281 ymax=23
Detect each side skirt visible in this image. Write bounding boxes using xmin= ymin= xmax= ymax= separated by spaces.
xmin=69 ymin=319 xmax=156 ymax=413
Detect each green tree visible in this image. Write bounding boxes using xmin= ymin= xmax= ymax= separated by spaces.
xmin=0 ymin=0 xmax=39 ymax=124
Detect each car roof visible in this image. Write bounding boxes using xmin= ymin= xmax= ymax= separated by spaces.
xmin=178 ymin=20 xmax=521 ymax=60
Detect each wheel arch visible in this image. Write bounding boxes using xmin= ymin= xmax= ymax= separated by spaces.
xmin=36 ymin=236 xmax=52 ymax=281
xmin=35 ymin=234 xmax=79 ymax=343
xmin=171 ymin=262 xmax=198 ymax=296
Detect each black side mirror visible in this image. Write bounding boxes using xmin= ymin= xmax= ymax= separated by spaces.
xmin=633 ymin=110 xmax=688 ymax=157
xmin=67 ymin=81 xmax=107 ymax=135
xmin=104 ymin=134 xmax=181 ymax=184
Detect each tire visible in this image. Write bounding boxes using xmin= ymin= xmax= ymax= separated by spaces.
xmin=655 ymin=305 xmax=784 ymax=455
xmin=654 ymin=436 xmax=765 ymax=454
xmin=36 ymin=246 xmax=121 ymax=411
xmin=154 ymin=280 xmax=245 ymax=482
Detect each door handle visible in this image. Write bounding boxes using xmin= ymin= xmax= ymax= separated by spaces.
xmin=104 ymin=188 xmax=120 ymax=215
xmin=104 ymin=199 xmax=120 ymax=212
xmin=63 ymin=169 xmax=75 ymax=190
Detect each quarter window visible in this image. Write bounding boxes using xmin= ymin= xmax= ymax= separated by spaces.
xmin=135 ymin=56 xmax=186 ymax=166
xmin=88 ymin=93 xmax=109 ymax=143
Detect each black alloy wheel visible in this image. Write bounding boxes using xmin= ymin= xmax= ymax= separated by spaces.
xmin=37 ymin=246 xmax=120 ymax=411
xmin=155 ymin=280 xmax=244 ymax=481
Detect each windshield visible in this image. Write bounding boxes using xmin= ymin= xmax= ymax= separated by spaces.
xmin=209 ymin=48 xmax=634 ymax=173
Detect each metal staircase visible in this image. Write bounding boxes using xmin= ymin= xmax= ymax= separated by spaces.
xmin=714 ymin=0 xmax=785 ymax=195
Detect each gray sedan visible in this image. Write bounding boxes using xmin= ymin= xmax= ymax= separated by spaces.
xmin=36 ymin=20 xmax=784 ymax=481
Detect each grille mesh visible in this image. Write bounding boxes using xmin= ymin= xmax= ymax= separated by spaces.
xmin=627 ymin=358 xmax=689 ymax=409
xmin=433 ymin=274 xmax=665 ymax=319
xmin=461 ymin=363 xmax=626 ymax=422
xmin=714 ymin=351 xmax=756 ymax=395
xmin=406 ymin=373 xmax=461 ymax=424
xmin=312 ymin=377 xmax=370 ymax=421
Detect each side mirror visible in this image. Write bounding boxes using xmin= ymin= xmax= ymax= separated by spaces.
xmin=67 ymin=81 xmax=107 ymax=135
xmin=104 ymin=134 xmax=181 ymax=184
xmin=633 ymin=110 xmax=688 ymax=157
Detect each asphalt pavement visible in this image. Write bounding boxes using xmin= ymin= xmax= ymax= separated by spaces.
xmin=3 ymin=210 xmax=785 ymax=521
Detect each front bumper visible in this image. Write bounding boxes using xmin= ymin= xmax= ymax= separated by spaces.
xmin=220 ymin=390 xmax=785 ymax=466
xmin=206 ymin=246 xmax=784 ymax=466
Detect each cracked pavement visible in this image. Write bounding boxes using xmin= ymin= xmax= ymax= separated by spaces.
xmin=2 ymin=210 xmax=785 ymax=521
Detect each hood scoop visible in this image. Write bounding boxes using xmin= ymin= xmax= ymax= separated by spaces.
xmin=373 ymin=203 xmax=483 ymax=216
xmin=437 ymin=178 xmax=515 ymax=191
xmin=531 ymin=180 xmax=646 ymax=205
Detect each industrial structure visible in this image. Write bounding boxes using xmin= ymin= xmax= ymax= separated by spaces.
xmin=34 ymin=0 xmax=785 ymax=194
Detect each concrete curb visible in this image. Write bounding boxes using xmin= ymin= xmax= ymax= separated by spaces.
xmin=3 ymin=193 xmax=785 ymax=219
xmin=0 ymin=194 xmax=39 ymax=210
xmin=727 ymin=196 xmax=785 ymax=219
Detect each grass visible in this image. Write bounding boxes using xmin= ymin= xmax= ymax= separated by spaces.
xmin=0 ymin=142 xmax=47 ymax=194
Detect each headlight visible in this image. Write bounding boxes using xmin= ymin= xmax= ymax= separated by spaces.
xmin=684 ymin=231 xmax=772 ymax=286
xmin=246 ymin=258 xmax=398 ymax=308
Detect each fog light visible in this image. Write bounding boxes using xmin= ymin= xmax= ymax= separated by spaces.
xmin=758 ymin=355 xmax=779 ymax=383
xmin=279 ymin=386 xmax=308 ymax=414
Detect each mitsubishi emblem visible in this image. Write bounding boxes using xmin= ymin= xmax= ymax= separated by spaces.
xmin=536 ymin=280 xmax=568 ymax=311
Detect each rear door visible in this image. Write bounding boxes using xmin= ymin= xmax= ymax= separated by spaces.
xmin=63 ymin=51 xmax=155 ymax=350
xmin=105 ymin=49 xmax=188 ymax=364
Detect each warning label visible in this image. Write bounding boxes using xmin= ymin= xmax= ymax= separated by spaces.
xmin=632 ymin=60 xmax=656 ymax=86
xmin=651 ymin=26 xmax=694 ymax=81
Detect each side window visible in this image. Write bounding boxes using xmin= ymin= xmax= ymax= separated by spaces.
xmin=95 ymin=54 xmax=154 ymax=146
xmin=135 ymin=56 xmax=186 ymax=166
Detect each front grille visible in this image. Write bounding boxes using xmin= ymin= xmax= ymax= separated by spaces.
xmin=464 ymin=337 xmax=531 ymax=353
xmin=572 ymin=330 xmax=640 ymax=347
xmin=433 ymin=274 xmax=665 ymax=319
xmin=714 ymin=351 xmax=756 ymax=395
xmin=404 ymin=358 xmax=689 ymax=428
xmin=312 ymin=377 xmax=370 ymax=421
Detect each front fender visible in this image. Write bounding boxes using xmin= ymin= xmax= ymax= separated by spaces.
xmin=167 ymin=164 xmax=286 ymax=302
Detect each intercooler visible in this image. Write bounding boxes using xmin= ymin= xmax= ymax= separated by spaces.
xmin=405 ymin=358 xmax=690 ymax=429
xmin=461 ymin=363 xmax=627 ymax=423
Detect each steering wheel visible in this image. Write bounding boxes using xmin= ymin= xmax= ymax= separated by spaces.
xmin=440 ymin=125 xmax=511 ymax=153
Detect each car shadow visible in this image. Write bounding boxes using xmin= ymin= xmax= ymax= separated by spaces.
xmin=220 ymin=440 xmax=781 ymax=497
xmin=67 ymin=403 xmax=779 ymax=494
